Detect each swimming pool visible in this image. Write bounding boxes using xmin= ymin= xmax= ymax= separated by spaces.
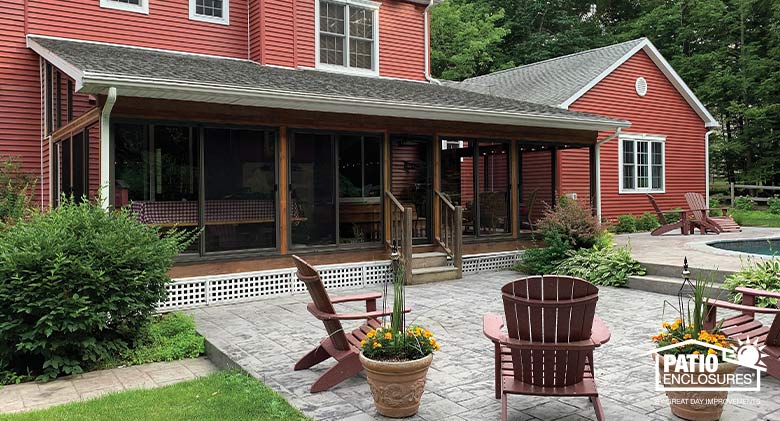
xmin=708 ymin=238 xmax=780 ymax=256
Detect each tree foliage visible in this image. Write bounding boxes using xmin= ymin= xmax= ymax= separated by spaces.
xmin=431 ymin=0 xmax=780 ymax=186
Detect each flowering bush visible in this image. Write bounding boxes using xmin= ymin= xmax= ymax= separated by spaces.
xmin=652 ymin=319 xmax=730 ymax=362
xmin=360 ymin=324 xmax=439 ymax=361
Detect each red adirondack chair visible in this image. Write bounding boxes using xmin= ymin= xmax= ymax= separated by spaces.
xmin=685 ymin=192 xmax=741 ymax=234
xmin=483 ymin=275 xmax=611 ymax=421
xmin=704 ymin=287 xmax=780 ymax=378
xmin=646 ymin=194 xmax=695 ymax=236
xmin=292 ymin=255 xmax=410 ymax=392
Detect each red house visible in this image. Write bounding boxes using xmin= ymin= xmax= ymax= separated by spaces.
xmin=2 ymin=0 xmax=636 ymax=303
xmin=460 ymin=38 xmax=719 ymax=220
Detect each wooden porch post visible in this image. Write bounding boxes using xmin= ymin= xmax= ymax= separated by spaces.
xmin=279 ymin=126 xmax=289 ymax=254
xmin=402 ymin=208 xmax=413 ymax=285
xmin=550 ymin=147 xmax=558 ymax=207
xmin=510 ymin=140 xmax=519 ymax=239
xmin=432 ymin=134 xmax=441 ymax=242
xmin=384 ymin=131 xmax=391 ymax=245
xmin=589 ymin=144 xmax=598 ymax=217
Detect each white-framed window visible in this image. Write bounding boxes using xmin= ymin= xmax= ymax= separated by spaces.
xmin=100 ymin=0 xmax=148 ymax=14
xmin=316 ymin=0 xmax=380 ymax=76
xmin=619 ymin=133 xmax=665 ymax=193
xmin=189 ymin=0 xmax=230 ymax=25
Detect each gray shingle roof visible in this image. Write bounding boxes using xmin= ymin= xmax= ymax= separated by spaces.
xmin=459 ymin=39 xmax=646 ymax=106
xmin=28 ymin=35 xmax=629 ymax=130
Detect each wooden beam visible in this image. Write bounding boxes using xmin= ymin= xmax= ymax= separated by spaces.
xmin=49 ymin=107 xmax=99 ymax=142
xmin=383 ymin=131 xmax=391 ymax=245
xmin=589 ymin=144 xmax=597 ymax=214
xmin=511 ymin=140 xmax=519 ymax=239
xmin=279 ymin=127 xmax=289 ymax=254
xmin=551 ymin=147 xmax=558 ymax=207
xmin=432 ymin=134 xmax=441 ymax=242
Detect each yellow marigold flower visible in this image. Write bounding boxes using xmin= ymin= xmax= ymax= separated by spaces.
xmin=360 ymin=339 xmax=366 ymax=346
xmin=423 ymin=330 xmax=432 ymax=338
xmin=708 ymin=349 xmax=717 ymax=355
xmin=693 ymin=351 xmax=701 ymax=355
xmin=384 ymin=332 xmax=393 ymax=340
xmin=671 ymin=323 xmax=679 ymax=330
xmin=373 ymin=342 xmax=381 ymax=348
xmin=675 ymin=319 xmax=682 ymax=324
xmin=367 ymin=330 xmax=375 ymax=338
xmin=662 ymin=322 xmax=670 ymax=328
xmin=671 ymin=338 xmax=679 ymax=344
xmin=683 ymin=334 xmax=691 ymax=339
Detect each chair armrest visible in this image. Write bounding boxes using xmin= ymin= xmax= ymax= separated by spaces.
xmin=483 ymin=314 xmax=505 ymax=343
xmin=307 ymin=303 xmax=411 ymax=321
xmin=706 ymin=298 xmax=780 ymax=314
xmin=591 ymin=315 xmax=611 ymax=346
xmin=482 ymin=314 xmax=604 ymax=350
xmin=330 ymin=292 xmax=382 ymax=304
xmin=735 ymin=287 xmax=780 ymax=301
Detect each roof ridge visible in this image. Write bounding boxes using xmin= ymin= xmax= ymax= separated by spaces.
xmin=463 ymin=37 xmax=646 ymax=84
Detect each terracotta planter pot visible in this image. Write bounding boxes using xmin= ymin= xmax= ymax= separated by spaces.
xmin=359 ymin=353 xmax=433 ymax=418
xmin=655 ymin=354 xmax=738 ymax=421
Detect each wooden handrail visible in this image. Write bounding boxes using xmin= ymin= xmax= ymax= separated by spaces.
xmin=385 ymin=191 xmax=413 ymax=283
xmin=386 ymin=191 xmax=405 ymax=212
xmin=435 ymin=190 xmax=455 ymax=211
xmin=434 ymin=189 xmax=463 ymax=278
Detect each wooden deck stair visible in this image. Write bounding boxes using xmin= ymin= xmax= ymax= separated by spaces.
xmin=410 ymin=252 xmax=459 ymax=284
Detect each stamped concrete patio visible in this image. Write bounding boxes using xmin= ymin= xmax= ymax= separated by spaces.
xmin=191 ymin=271 xmax=780 ymax=421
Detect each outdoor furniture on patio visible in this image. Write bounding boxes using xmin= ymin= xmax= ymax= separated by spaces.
xmin=704 ymin=287 xmax=780 ymax=378
xmin=646 ymin=194 xmax=699 ymax=236
xmin=685 ymin=192 xmax=741 ymax=234
xmin=292 ymin=255 xmax=410 ymax=392
xmin=483 ymin=275 xmax=611 ymax=421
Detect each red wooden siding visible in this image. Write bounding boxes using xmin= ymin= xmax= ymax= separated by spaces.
xmin=27 ymin=0 xmax=248 ymax=59
xmin=562 ymin=50 xmax=707 ymax=220
xmin=378 ymin=1 xmax=426 ymax=81
xmin=558 ymin=148 xmax=591 ymax=206
xmin=522 ymin=150 xmax=553 ymax=222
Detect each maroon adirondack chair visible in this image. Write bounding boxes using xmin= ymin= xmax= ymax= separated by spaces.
xmin=483 ymin=275 xmax=611 ymax=421
xmin=646 ymin=194 xmax=697 ymax=235
xmin=292 ymin=255 xmax=410 ymax=392
xmin=685 ymin=192 xmax=741 ymax=234
xmin=704 ymin=287 xmax=780 ymax=378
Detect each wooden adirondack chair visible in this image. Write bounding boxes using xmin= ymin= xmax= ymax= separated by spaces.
xmin=292 ymin=255 xmax=410 ymax=392
xmin=685 ymin=192 xmax=741 ymax=234
xmin=646 ymin=194 xmax=694 ymax=236
xmin=704 ymin=287 xmax=780 ymax=378
xmin=483 ymin=275 xmax=611 ymax=421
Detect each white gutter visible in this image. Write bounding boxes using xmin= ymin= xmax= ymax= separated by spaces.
xmin=423 ymin=0 xmax=440 ymax=84
xmin=99 ymin=87 xmax=117 ymax=210
xmin=705 ymin=130 xmax=715 ymax=208
xmin=594 ymin=128 xmax=621 ymax=222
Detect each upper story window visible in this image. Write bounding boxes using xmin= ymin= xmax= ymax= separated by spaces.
xmin=619 ymin=134 xmax=665 ymax=193
xmin=100 ymin=0 xmax=149 ymax=14
xmin=317 ymin=0 xmax=380 ymax=75
xmin=189 ymin=0 xmax=229 ymax=25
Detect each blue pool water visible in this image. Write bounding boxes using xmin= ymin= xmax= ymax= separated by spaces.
xmin=708 ymin=238 xmax=780 ymax=256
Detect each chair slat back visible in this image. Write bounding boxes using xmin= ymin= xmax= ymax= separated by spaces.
xmin=292 ymin=255 xmax=350 ymax=351
xmin=502 ymin=275 xmax=599 ymax=387
xmin=646 ymin=194 xmax=668 ymax=225
xmin=685 ymin=192 xmax=707 ymax=221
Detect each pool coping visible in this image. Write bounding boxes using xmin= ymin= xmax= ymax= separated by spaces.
xmin=687 ymin=236 xmax=780 ymax=259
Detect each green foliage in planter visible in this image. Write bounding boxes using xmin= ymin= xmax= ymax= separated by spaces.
xmin=613 ymin=214 xmax=637 ymax=233
xmin=0 ymin=199 xmax=196 ymax=381
xmin=723 ymin=257 xmax=780 ymax=308
xmin=0 ymin=157 xmax=36 ymax=226
xmin=734 ymin=196 xmax=756 ymax=211
xmin=636 ymin=212 xmax=660 ymax=232
xmin=554 ymin=245 xmax=646 ymax=287
xmin=768 ymin=196 xmax=780 ymax=215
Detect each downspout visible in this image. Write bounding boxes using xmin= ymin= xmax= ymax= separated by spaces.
xmin=423 ymin=0 xmax=440 ymax=84
xmin=705 ymin=130 xmax=715 ymax=209
xmin=99 ymin=87 xmax=117 ymax=210
xmin=594 ymin=128 xmax=621 ymax=222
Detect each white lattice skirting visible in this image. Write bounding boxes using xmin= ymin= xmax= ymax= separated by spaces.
xmin=159 ymin=250 xmax=523 ymax=311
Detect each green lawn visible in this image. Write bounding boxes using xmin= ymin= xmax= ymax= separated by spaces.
xmin=731 ymin=210 xmax=780 ymax=228
xmin=0 ymin=371 xmax=308 ymax=421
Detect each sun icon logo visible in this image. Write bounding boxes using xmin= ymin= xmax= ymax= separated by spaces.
xmin=729 ymin=337 xmax=767 ymax=370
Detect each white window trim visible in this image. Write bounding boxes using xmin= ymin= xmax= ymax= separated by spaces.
xmin=315 ymin=0 xmax=381 ymax=76
xmin=100 ymin=0 xmax=149 ymax=14
xmin=189 ymin=0 xmax=230 ymax=25
xmin=618 ymin=133 xmax=666 ymax=194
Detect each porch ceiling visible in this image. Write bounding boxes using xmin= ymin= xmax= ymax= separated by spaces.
xmin=27 ymin=35 xmax=630 ymax=132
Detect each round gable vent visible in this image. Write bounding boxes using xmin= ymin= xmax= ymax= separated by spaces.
xmin=635 ymin=77 xmax=648 ymax=96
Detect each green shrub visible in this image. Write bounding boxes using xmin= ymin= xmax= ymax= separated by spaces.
xmin=734 ymin=196 xmax=756 ymax=211
xmin=515 ymin=234 xmax=571 ymax=275
xmin=0 ymin=199 xmax=196 ymax=381
xmin=723 ymin=258 xmax=780 ymax=308
xmin=554 ymin=245 xmax=646 ymax=287
xmin=536 ymin=196 xmax=602 ymax=249
xmin=709 ymin=197 xmax=723 ymax=217
xmin=664 ymin=208 xmax=684 ymax=224
xmin=614 ymin=214 xmax=637 ymax=233
xmin=768 ymin=196 xmax=780 ymax=215
xmin=731 ymin=210 xmax=780 ymax=227
xmin=636 ymin=212 xmax=660 ymax=231
xmin=117 ymin=313 xmax=205 ymax=366
xmin=0 ymin=157 xmax=36 ymax=226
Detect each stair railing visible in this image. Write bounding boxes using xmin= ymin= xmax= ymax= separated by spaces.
xmin=386 ymin=191 xmax=413 ymax=284
xmin=435 ymin=190 xmax=463 ymax=278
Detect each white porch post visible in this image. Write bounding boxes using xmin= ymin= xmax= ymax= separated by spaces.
xmin=99 ymin=87 xmax=117 ymax=209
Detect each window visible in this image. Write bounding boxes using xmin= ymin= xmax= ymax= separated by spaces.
xmin=189 ymin=0 xmax=229 ymax=25
xmin=619 ymin=134 xmax=665 ymax=193
xmin=100 ymin=0 xmax=148 ymax=14
xmin=317 ymin=0 xmax=379 ymax=74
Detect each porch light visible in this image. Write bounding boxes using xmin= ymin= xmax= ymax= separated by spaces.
xmin=677 ymin=257 xmax=694 ymax=328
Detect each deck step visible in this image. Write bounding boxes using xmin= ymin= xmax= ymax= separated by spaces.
xmin=410 ymin=265 xmax=459 ymax=285
xmin=628 ymin=275 xmax=729 ymax=298
xmin=412 ymin=251 xmax=450 ymax=269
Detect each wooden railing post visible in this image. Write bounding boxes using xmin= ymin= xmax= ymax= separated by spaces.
xmin=730 ymin=182 xmax=735 ymax=207
xmin=402 ymin=207 xmax=414 ymax=285
xmin=454 ymin=206 xmax=463 ymax=278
